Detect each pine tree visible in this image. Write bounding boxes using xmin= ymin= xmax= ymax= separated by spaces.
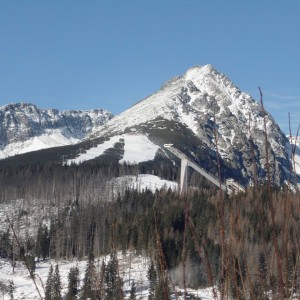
xmin=35 ymin=224 xmax=50 ymax=260
xmin=52 ymin=264 xmax=62 ymax=300
xmin=66 ymin=266 xmax=79 ymax=300
xmin=27 ymin=253 xmax=36 ymax=277
xmin=105 ymin=252 xmax=124 ymax=300
xmin=81 ymin=252 xmax=97 ymax=300
xmin=147 ymin=261 xmax=157 ymax=300
xmin=0 ymin=229 xmax=12 ymax=259
xmin=45 ymin=264 xmax=53 ymax=300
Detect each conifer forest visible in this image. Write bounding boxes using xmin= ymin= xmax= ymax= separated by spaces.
xmin=0 ymin=158 xmax=300 ymax=299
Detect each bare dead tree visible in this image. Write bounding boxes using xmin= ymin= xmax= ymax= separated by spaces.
xmin=248 ymin=113 xmax=257 ymax=187
xmin=259 ymin=87 xmax=284 ymax=299
xmin=6 ymin=214 xmax=44 ymax=300
xmin=188 ymin=216 xmax=217 ymax=300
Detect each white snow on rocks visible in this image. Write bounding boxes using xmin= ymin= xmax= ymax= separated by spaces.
xmin=287 ymin=136 xmax=300 ymax=175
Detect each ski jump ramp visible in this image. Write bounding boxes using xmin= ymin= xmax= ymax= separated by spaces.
xmin=164 ymin=144 xmax=245 ymax=194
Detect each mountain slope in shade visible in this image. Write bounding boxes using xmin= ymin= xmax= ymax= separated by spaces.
xmin=89 ymin=65 xmax=292 ymax=186
xmin=0 ymin=103 xmax=113 ymax=159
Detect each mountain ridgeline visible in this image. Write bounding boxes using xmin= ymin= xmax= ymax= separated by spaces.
xmin=0 ymin=102 xmax=113 ymax=159
xmin=0 ymin=65 xmax=296 ymax=187
xmin=1 ymin=65 xmax=300 ymax=299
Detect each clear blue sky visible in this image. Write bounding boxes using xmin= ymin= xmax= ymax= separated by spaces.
xmin=1 ymin=1 xmax=300 ymax=134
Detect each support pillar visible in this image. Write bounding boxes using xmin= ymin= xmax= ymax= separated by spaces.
xmin=180 ymin=158 xmax=188 ymax=194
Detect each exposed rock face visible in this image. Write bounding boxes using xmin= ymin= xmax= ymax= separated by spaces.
xmin=0 ymin=102 xmax=113 ymax=157
xmin=91 ymin=65 xmax=291 ymax=185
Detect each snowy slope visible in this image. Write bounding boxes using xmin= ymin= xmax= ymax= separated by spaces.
xmin=0 ymin=103 xmax=113 ymax=159
xmin=66 ymin=133 xmax=159 ymax=165
xmin=0 ymin=129 xmax=81 ymax=159
xmin=286 ymin=136 xmax=300 ymax=175
xmin=0 ymin=253 xmax=215 ymax=299
xmin=110 ymin=174 xmax=178 ymax=194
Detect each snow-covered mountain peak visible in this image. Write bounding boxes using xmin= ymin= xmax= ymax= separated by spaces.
xmin=89 ymin=65 xmax=291 ymax=186
xmin=184 ymin=64 xmax=215 ymax=78
xmin=92 ymin=64 xmax=257 ymax=138
xmin=0 ymin=103 xmax=113 ymax=158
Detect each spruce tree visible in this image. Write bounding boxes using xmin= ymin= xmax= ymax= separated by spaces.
xmin=38 ymin=224 xmax=50 ymax=260
xmin=147 ymin=261 xmax=157 ymax=300
xmin=45 ymin=264 xmax=53 ymax=300
xmin=105 ymin=252 xmax=124 ymax=299
xmin=66 ymin=266 xmax=79 ymax=300
xmin=27 ymin=253 xmax=36 ymax=277
xmin=81 ymin=252 xmax=97 ymax=300
xmin=52 ymin=264 xmax=62 ymax=300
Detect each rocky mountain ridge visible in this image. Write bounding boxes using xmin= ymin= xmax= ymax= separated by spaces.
xmin=0 ymin=65 xmax=297 ymax=186
xmin=0 ymin=102 xmax=113 ymax=158
xmin=90 ymin=65 xmax=292 ymax=186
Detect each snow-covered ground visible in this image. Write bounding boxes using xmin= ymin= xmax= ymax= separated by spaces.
xmin=67 ymin=134 xmax=159 ymax=165
xmin=0 ymin=174 xmax=177 ymax=234
xmin=0 ymin=253 xmax=215 ymax=299
xmin=111 ymin=174 xmax=178 ymax=195
xmin=0 ymin=130 xmax=80 ymax=159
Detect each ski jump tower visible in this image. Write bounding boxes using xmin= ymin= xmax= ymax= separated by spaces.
xmin=163 ymin=144 xmax=245 ymax=194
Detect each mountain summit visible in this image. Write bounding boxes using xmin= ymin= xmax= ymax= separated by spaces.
xmin=90 ymin=64 xmax=292 ymax=186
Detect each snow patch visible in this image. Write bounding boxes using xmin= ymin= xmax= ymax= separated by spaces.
xmin=120 ymin=134 xmax=159 ymax=164
xmin=67 ymin=134 xmax=159 ymax=165
xmin=111 ymin=174 xmax=178 ymax=194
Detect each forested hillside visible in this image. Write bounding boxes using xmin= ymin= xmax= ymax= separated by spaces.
xmin=1 ymin=155 xmax=299 ymax=298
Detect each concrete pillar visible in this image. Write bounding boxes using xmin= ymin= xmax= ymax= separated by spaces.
xmin=180 ymin=158 xmax=188 ymax=194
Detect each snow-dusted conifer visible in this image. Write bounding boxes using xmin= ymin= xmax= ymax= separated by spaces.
xmin=105 ymin=252 xmax=124 ymax=299
xmin=45 ymin=264 xmax=53 ymax=300
xmin=66 ymin=266 xmax=79 ymax=300
xmin=52 ymin=264 xmax=62 ymax=300
xmin=81 ymin=252 xmax=97 ymax=299
xmin=147 ymin=261 xmax=157 ymax=300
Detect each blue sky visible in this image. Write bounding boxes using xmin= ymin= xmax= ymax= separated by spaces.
xmin=0 ymin=1 xmax=299 ymax=134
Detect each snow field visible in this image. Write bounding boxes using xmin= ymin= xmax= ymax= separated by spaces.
xmin=0 ymin=253 xmax=215 ymax=299
xmin=0 ymin=130 xmax=80 ymax=160
xmin=112 ymin=174 xmax=178 ymax=194
xmin=67 ymin=134 xmax=159 ymax=165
